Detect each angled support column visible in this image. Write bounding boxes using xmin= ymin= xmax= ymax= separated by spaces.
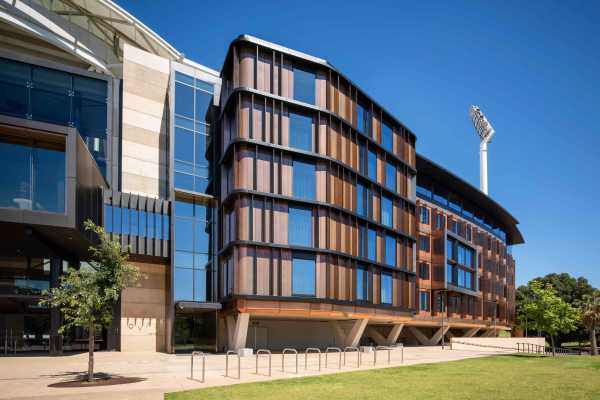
xmin=226 ymin=313 xmax=250 ymax=350
xmin=329 ymin=321 xmax=346 ymax=346
xmin=366 ymin=327 xmax=388 ymax=346
xmin=387 ymin=324 xmax=404 ymax=345
xmin=430 ymin=326 xmax=450 ymax=345
xmin=464 ymin=327 xmax=480 ymax=338
xmin=408 ymin=326 xmax=433 ymax=346
xmin=345 ymin=319 xmax=369 ymax=347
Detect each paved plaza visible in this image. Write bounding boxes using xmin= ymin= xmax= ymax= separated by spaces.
xmin=0 ymin=345 xmax=517 ymax=400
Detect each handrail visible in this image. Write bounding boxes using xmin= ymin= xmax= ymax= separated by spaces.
xmin=343 ymin=346 xmax=361 ymax=367
xmin=225 ymin=350 xmax=241 ymax=379
xmin=282 ymin=348 xmax=298 ymax=374
xmin=255 ymin=349 xmax=272 ymax=376
xmin=325 ymin=347 xmax=342 ymax=369
xmin=305 ymin=347 xmax=322 ymax=371
xmin=374 ymin=345 xmax=393 ymax=365
xmin=190 ymin=351 xmax=206 ymax=382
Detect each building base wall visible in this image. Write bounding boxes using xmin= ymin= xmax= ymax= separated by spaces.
xmin=120 ymin=260 xmax=169 ymax=352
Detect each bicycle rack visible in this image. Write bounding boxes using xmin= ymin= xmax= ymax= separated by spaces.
xmin=325 ymin=347 xmax=342 ymax=369
xmin=225 ymin=350 xmax=241 ymax=379
xmin=282 ymin=348 xmax=298 ymax=374
xmin=255 ymin=349 xmax=272 ymax=376
xmin=374 ymin=345 xmax=392 ymax=365
xmin=343 ymin=346 xmax=361 ymax=367
xmin=304 ymin=348 xmax=322 ymax=371
xmin=190 ymin=351 xmax=206 ymax=382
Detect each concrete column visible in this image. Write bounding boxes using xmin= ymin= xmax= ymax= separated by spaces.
xmin=329 ymin=321 xmax=346 ymax=346
xmin=408 ymin=326 xmax=432 ymax=346
xmin=345 ymin=319 xmax=369 ymax=347
xmin=431 ymin=326 xmax=450 ymax=345
xmin=227 ymin=313 xmax=250 ymax=350
xmin=464 ymin=327 xmax=480 ymax=337
xmin=367 ymin=324 xmax=404 ymax=346
xmin=49 ymin=258 xmax=62 ymax=355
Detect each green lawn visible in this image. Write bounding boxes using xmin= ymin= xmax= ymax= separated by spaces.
xmin=166 ymin=355 xmax=600 ymax=400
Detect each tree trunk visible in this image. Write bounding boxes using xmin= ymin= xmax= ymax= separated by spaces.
xmin=591 ymin=327 xmax=598 ymax=356
xmin=88 ymin=323 xmax=95 ymax=382
xmin=550 ymin=335 xmax=555 ymax=357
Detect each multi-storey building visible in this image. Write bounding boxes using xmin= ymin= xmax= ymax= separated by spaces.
xmin=0 ymin=1 xmax=522 ymax=354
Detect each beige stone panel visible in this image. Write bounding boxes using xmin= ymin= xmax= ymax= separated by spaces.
xmin=122 ymin=124 xmax=166 ymax=148
xmin=122 ymin=156 xmax=163 ymax=180
xmin=122 ymin=140 xmax=162 ymax=164
xmin=124 ymin=43 xmax=170 ymax=74
xmin=121 ymin=172 xmax=162 ymax=198
xmin=124 ymin=79 xmax=169 ymax=104
xmin=120 ymin=317 xmax=157 ymax=352
xmin=122 ymin=91 xmax=166 ymax=118
xmin=122 ymin=107 xmax=165 ymax=133
xmin=123 ymin=62 xmax=169 ymax=91
xmin=122 ymin=287 xmax=166 ymax=306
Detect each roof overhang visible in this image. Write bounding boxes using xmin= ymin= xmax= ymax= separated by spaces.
xmin=417 ymin=153 xmax=524 ymax=245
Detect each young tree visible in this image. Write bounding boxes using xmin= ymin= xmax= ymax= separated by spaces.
xmin=40 ymin=220 xmax=139 ymax=381
xmin=577 ymin=292 xmax=600 ymax=356
xmin=522 ymin=281 xmax=580 ymax=356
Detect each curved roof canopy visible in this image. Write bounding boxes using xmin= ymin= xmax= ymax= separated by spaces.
xmin=417 ymin=154 xmax=524 ymax=245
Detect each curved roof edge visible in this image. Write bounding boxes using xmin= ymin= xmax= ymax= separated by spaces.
xmin=417 ymin=153 xmax=524 ymax=245
xmin=223 ymin=34 xmax=417 ymax=141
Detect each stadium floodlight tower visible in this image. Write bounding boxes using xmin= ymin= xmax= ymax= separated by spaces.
xmin=470 ymin=105 xmax=495 ymax=195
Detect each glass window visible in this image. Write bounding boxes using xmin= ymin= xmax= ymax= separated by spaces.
xmin=175 ymin=218 xmax=194 ymax=252
xmin=385 ymin=235 xmax=396 ymax=266
xmin=466 ymin=248 xmax=473 ymax=268
xmin=447 ymin=263 xmax=454 ymax=285
xmin=359 ymin=142 xmax=367 ymax=174
xmin=195 ymin=90 xmax=212 ymax=122
xmin=356 ymin=266 xmax=370 ymax=301
xmin=458 ymin=268 xmax=466 ymax=287
xmin=419 ymin=235 xmax=430 ymax=252
xmin=175 ymin=82 xmax=194 ymax=119
xmin=433 ymin=187 xmax=448 ymax=206
xmin=113 ymin=206 xmax=121 ymax=234
xmin=385 ymin=162 xmax=396 ymax=192
xmin=465 ymin=271 xmax=473 ymax=290
xmin=356 ymin=102 xmax=369 ymax=134
xmin=139 ymin=211 xmax=147 ymax=237
xmin=0 ymin=58 xmax=29 ymax=118
xmin=457 ymin=244 xmax=466 ymax=265
xmin=289 ymin=111 xmax=312 ymax=151
xmin=288 ymin=206 xmax=312 ymax=246
xmin=419 ymin=262 xmax=429 ymax=279
xmin=420 ymin=291 xmax=430 ymax=311
xmin=0 ymin=140 xmax=65 ymax=213
xmin=368 ymin=228 xmax=377 ymax=261
xmin=382 ymin=121 xmax=393 ymax=152
xmin=368 ymin=149 xmax=377 ymax=181
xmin=293 ymin=67 xmax=315 ymax=104
xmin=435 ymin=214 xmax=445 ymax=229
xmin=292 ymin=253 xmax=315 ymax=296
xmin=122 ymin=208 xmax=130 ymax=235
xmin=446 ymin=239 xmax=454 ymax=260
xmin=194 ymin=269 xmax=208 ymax=301
xmin=31 ymin=67 xmax=71 ymax=125
xmin=416 ymin=183 xmax=432 ymax=199
xmin=147 ymin=212 xmax=156 ymax=238
xmin=419 ymin=207 xmax=429 ymax=224
xmin=293 ymin=159 xmax=315 ymax=200
xmin=381 ymin=196 xmax=393 ymax=227
xmin=104 ymin=205 xmax=113 ymax=233
xmin=130 ymin=209 xmax=139 ymax=236
xmin=358 ymin=224 xmax=367 ymax=258
xmin=174 ymin=268 xmax=194 ymax=301
xmin=356 ymin=183 xmax=366 ymax=217
xmin=381 ymin=272 xmax=392 ymax=304
xmin=194 ymin=221 xmax=210 ymax=253
xmin=175 ymin=127 xmax=194 ymax=164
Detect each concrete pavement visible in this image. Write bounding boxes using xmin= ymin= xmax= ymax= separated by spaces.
xmin=0 ymin=345 xmax=516 ymax=400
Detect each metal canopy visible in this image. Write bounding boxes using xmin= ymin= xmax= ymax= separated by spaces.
xmin=33 ymin=0 xmax=182 ymax=61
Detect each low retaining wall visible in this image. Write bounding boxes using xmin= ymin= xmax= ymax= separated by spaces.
xmin=450 ymin=337 xmax=545 ymax=352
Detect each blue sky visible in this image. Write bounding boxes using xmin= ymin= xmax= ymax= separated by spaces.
xmin=117 ymin=0 xmax=600 ymax=288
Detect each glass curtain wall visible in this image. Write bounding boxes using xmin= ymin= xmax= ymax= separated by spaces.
xmin=174 ymin=198 xmax=212 ymax=302
xmin=0 ymin=58 xmax=108 ymax=176
xmin=174 ymin=72 xmax=214 ymax=194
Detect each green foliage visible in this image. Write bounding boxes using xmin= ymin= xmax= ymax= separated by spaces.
xmin=520 ymin=281 xmax=580 ymax=344
xmin=516 ymin=273 xmax=596 ymax=343
xmin=576 ymin=291 xmax=600 ymax=355
xmin=40 ymin=220 xmax=139 ymax=334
